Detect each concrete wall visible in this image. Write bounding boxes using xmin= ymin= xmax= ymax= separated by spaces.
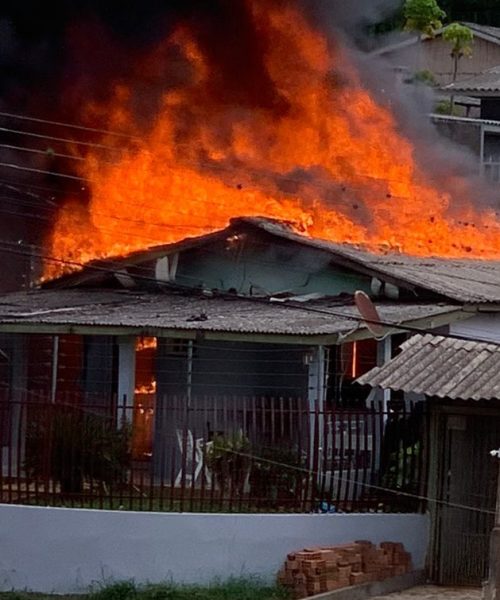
xmin=0 ymin=505 xmax=429 ymax=594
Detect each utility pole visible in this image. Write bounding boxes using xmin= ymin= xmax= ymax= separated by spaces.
xmin=485 ymin=449 xmax=500 ymax=600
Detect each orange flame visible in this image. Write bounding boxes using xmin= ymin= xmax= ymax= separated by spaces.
xmin=134 ymin=380 xmax=157 ymax=396
xmin=45 ymin=0 xmax=500 ymax=279
xmin=136 ymin=337 xmax=158 ymax=352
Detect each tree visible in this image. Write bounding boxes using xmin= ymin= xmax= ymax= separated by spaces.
xmin=442 ymin=22 xmax=474 ymax=82
xmin=442 ymin=22 xmax=473 ymax=112
xmin=403 ymin=0 xmax=447 ymax=36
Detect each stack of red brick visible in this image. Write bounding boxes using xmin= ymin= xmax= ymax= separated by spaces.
xmin=277 ymin=540 xmax=412 ymax=598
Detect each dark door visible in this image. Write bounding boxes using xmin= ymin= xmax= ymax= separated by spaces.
xmin=432 ymin=411 xmax=499 ymax=585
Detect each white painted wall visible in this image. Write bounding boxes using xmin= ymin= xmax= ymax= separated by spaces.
xmin=451 ymin=313 xmax=500 ymax=343
xmin=0 ymin=505 xmax=429 ymax=594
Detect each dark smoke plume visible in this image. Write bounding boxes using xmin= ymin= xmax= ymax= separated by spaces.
xmin=308 ymin=0 xmax=400 ymax=30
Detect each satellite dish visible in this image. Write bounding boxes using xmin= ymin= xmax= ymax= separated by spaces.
xmin=354 ymin=290 xmax=385 ymax=339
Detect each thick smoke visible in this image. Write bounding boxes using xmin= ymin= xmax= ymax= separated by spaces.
xmin=308 ymin=0 xmax=499 ymax=211
xmin=0 ymin=0 xmax=290 ymax=122
xmin=309 ymin=0 xmax=400 ymax=31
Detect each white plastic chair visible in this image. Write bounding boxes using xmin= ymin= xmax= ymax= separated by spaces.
xmin=174 ymin=429 xmax=212 ymax=487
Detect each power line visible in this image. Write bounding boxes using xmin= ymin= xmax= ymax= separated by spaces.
xmin=0 ymin=161 xmax=89 ymax=182
xmin=0 ymin=111 xmax=140 ymax=140
xmin=0 ymin=126 xmax=121 ymax=151
xmin=221 ymin=446 xmax=496 ymax=517
xmin=2 ymin=123 xmax=493 ymax=200
xmin=0 ymin=143 xmax=86 ymax=162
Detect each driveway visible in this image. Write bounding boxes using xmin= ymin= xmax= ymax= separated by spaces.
xmin=370 ymin=586 xmax=481 ymax=600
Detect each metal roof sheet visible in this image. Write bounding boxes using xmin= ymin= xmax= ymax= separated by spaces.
xmin=443 ymin=65 xmax=500 ymax=94
xmin=0 ymin=289 xmax=462 ymax=342
xmin=357 ymin=333 xmax=500 ymax=400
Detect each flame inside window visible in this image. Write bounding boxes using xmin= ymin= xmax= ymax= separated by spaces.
xmin=132 ymin=336 xmax=157 ymax=460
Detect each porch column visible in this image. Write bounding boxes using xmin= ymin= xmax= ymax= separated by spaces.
xmin=307 ymin=346 xmax=327 ymax=476
xmin=117 ymin=336 xmax=136 ymax=423
xmin=375 ymin=336 xmax=392 ymax=414
xmin=484 ymin=450 xmax=500 ymax=600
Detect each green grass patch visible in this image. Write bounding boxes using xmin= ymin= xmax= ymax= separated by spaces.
xmin=0 ymin=577 xmax=291 ymax=600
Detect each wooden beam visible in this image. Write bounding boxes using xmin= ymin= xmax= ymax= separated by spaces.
xmin=0 ymin=306 xmax=469 ymax=346
xmin=0 ymin=322 xmax=341 ymax=346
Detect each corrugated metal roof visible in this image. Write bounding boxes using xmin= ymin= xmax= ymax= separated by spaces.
xmin=44 ymin=217 xmax=500 ymax=304
xmin=0 ymin=289 xmax=462 ymax=341
xmin=444 ymin=65 xmax=500 ymax=94
xmin=431 ymin=113 xmax=500 ymax=127
xmin=357 ymin=333 xmax=500 ymax=400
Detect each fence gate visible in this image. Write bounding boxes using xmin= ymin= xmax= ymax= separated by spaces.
xmin=431 ymin=411 xmax=499 ymax=585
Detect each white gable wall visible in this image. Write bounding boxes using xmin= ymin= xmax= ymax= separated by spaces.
xmin=450 ymin=313 xmax=500 ymax=343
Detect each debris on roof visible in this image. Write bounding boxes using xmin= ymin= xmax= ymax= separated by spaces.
xmin=0 ymin=288 xmax=464 ymax=343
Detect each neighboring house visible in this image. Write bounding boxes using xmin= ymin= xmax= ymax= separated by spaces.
xmin=430 ymin=112 xmax=500 ymax=183
xmin=1 ymin=217 xmax=500 ymax=513
xmin=358 ymin=334 xmax=500 ymax=587
xmin=438 ymin=66 xmax=500 ymax=181
xmin=372 ymin=25 xmax=500 ymax=184
xmin=372 ymin=23 xmax=500 ymax=85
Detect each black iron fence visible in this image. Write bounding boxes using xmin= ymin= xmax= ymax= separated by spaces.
xmin=0 ymin=392 xmax=429 ymax=513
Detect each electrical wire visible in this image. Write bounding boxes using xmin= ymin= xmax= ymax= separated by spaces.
xmin=218 ymin=446 xmax=497 ymax=517
xmin=0 ymin=126 xmax=122 ymax=151
xmin=0 ymin=143 xmax=87 ymax=162
xmin=0 ymin=111 xmax=140 ymax=139
xmin=0 ymin=161 xmax=89 ymax=182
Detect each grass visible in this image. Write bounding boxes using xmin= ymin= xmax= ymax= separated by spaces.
xmin=0 ymin=578 xmax=291 ymax=600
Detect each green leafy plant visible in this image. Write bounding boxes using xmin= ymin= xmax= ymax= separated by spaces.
xmin=413 ymin=69 xmax=438 ymax=86
xmin=249 ymin=446 xmax=306 ymax=509
xmin=86 ymin=577 xmax=291 ymax=600
xmin=403 ymin=0 xmax=446 ymax=36
xmin=25 ymin=406 xmax=130 ymax=496
xmin=207 ymin=432 xmax=251 ymax=496
xmin=443 ymin=22 xmax=473 ymax=81
xmin=434 ymin=99 xmax=461 ymax=115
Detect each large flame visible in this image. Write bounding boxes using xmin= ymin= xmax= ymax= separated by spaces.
xmin=46 ymin=0 xmax=500 ymax=278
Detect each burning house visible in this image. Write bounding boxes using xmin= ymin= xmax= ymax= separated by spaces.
xmin=2 ymin=0 xmax=500 ymax=574
xmin=1 ymin=216 xmax=500 ymax=515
